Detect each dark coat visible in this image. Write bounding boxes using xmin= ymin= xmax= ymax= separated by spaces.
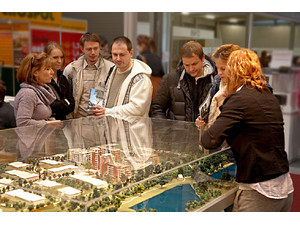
xmin=201 ymin=85 xmax=289 ymax=183
xmin=47 ymin=70 xmax=75 ymax=120
xmin=137 ymin=50 xmax=164 ymax=77
xmin=150 ymin=55 xmax=217 ymax=121
xmin=0 ymin=102 xmax=16 ymax=130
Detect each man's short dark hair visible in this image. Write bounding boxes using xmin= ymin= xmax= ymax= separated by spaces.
xmin=180 ymin=41 xmax=204 ymax=59
xmin=112 ymin=36 xmax=132 ymax=52
xmin=80 ymin=32 xmax=101 ymax=48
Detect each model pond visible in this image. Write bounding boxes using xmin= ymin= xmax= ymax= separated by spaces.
xmin=130 ymin=164 xmax=237 ymax=212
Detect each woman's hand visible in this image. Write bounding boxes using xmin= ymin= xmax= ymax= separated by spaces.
xmin=195 ymin=116 xmax=205 ymax=130
xmin=46 ymin=120 xmax=63 ymax=129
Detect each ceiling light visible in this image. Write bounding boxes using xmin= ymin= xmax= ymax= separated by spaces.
xmin=229 ymin=18 xmax=238 ymax=23
xmin=205 ymin=14 xmax=216 ymax=20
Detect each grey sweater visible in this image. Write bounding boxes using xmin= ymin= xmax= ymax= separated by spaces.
xmin=14 ymin=83 xmax=56 ymax=127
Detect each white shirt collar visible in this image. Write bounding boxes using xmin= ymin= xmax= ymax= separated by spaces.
xmin=236 ymin=85 xmax=244 ymax=92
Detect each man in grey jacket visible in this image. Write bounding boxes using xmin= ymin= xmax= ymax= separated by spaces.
xmin=64 ymin=32 xmax=114 ymax=118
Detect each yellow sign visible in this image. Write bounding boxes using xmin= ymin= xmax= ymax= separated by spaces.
xmin=0 ymin=24 xmax=13 ymax=65
xmin=0 ymin=12 xmax=61 ymax=26
xmin=12 ymin=23 xmax=29 ymax=31
xmin=61 ymin=18 xmax=87 ymax=32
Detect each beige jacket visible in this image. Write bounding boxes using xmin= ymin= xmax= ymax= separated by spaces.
xmin=64 ymin=55 xmax=114 ymax=117
xmin=207 ymin=81 xmax=227 ymax=128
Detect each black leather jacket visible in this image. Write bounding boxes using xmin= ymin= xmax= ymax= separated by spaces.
xmin=137 ymin=50 xmax=164 ymax=77
xmin=47 ymin=70 xmax=75 ymax=120
xmin=150 ymin=55 xmax=217 ymax=121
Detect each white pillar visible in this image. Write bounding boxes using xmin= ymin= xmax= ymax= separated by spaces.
xmin=123 ymin=12 xmax=137 ymax=57
xmin=246 ymin=12 xmax=253 ymax=49
xmin=162 ymin=12 xmax=171 ymax=73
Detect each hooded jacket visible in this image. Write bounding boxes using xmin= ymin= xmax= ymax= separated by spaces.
xmin=64 ymin=55 xmax=114 ymax=117
xmin=14 ymin=83 xmax=56 ymax=127
xmin=151 ymin=55 xmax=217 ymax=121
xmin=104 ymin=59 xmax=153 ymax=117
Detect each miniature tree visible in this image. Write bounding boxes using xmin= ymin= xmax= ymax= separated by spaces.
xmin=159 ymin=179 xmax=166 ymax=187
xmin=28 ymin=205 xmax=34 ymax=211
xmin=137 ymin=169 xmax=144 ymax=181
xmin=84 ymin=161 xmax=93 ymax=171
xmin=93 ymin=188 xmax=100 ymax=198
xmin=113 ymin=197 xmax=122 ymax=209
xmin=136 ymin=184 xmax=144 ymax=195
xmin=178 ymin=167 xmax=184 ymax=176
xmin=145 ymin=164 xmax=154 ymax=177
xmin=88 ymin=206 xmax=95 ymax=212
xmin=36 ymin=167 xmax=42 ymax=179
xmin=154 ymin=165 xmax=162 ymax=174
xmin=165 ymin=161 xmax=172 ymax=170
xmin=148 ymin=208 xmax=157 ymax=212
xmin=221 ymin=172 xmax=231 ymax=181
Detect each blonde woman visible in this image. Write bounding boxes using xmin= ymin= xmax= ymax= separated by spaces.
xmin=201 ymin=49 xmax=294 ymax=212
xmin=196 ymin=44 xmax=240 ymax=129
xmin=44 ymin=42 xmax=75 ymax=120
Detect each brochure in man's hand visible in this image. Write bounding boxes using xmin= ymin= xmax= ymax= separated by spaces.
xmin=88 ymin=88 xmax=105 ymax=111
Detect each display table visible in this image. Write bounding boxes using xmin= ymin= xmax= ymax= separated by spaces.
xmin=0 ymin=115 xmax=237 ymax=212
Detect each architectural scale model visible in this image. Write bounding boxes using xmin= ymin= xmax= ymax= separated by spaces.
xmin=0 ymin=142 xmax=236 ymax=212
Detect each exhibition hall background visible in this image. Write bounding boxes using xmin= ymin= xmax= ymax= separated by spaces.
xmin=1 ymin=12 xmax=300 ymax=95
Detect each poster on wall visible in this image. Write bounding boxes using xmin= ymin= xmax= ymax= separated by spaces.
xmin=61 ymin=32 xmax=83 ymax=66
xmin=0 ymin=23 xmax=13 ymax=66
xmin=31 ymin=28 xmax=60 ymax=54
xmin=12 ymin=23 xmax=30 ymax=66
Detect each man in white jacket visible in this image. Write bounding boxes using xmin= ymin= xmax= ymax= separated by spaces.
xmin=92 ymin=36 xmax=153 ymax=117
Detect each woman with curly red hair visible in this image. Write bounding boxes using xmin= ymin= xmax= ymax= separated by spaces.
xmin=201 ymin=49 xmax=294 ymax=212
